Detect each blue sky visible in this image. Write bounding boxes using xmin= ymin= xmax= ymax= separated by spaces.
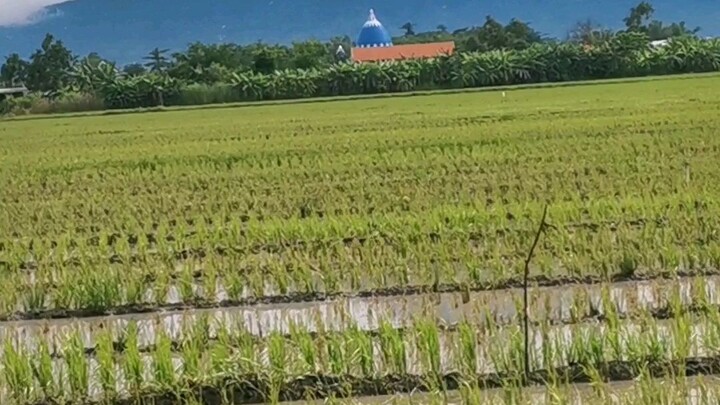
xmin=0 ymin=0 xmax=718 ymax=65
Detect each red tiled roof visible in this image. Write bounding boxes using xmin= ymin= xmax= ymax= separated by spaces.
xmin=351 ymin=41 xmax=455 ymax=62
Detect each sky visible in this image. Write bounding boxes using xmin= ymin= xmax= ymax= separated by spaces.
xmin=0 ymin=0 xmax=718 ymax=65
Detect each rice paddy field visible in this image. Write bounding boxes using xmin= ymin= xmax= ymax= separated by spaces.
xmin=1 ymin=74 xmax=720 ymax=404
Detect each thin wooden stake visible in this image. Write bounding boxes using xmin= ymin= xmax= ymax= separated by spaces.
xmin=523 ymin=204 xmax=548 ymax=382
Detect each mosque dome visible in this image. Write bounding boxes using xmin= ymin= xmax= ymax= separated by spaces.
xmin=356 ymin=9 xmax=393 ymax=48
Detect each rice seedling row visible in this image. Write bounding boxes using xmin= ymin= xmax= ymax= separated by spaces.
xmin=2 ymin=274 xmax=720 ymax=356
xmin=1 ymin=254 xmax=718 ymax=321
xmin=4 ymin=309 xmax=720 ymax=404
xmin=285 ymin=375 xmax=720 ymax=405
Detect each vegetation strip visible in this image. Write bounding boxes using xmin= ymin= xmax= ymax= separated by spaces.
xmin=25 ymin=303 xmax=720 ymax=360
xmin=6 ymin=214 xmax=668 ymax=270
xmin=2 ymin=268 xmax=718 ymax=322
xmin=17 ymin=357 xmax=720 ymax=405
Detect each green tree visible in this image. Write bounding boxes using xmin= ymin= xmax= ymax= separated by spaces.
xmin=437 ymin=24 xmax=448 ymax=33
xmin=624 ymin=2 xmax=655 ymax=32
xmin=25 ymin=34 xmax=76 ymax=93
xmin=122 ymin=63 xmax=146 ymax=77
xmin=0 ymin=53 xmax=29 ymax=87
xmin=645 ymin=20 xmax=700 ymax=40
xmin=143 ymin=47 xmax=171 ymax=72
xmin=462 ymin=16 xmax=542 ymax=52
xmin=249 ymin=44 xmax=289 ymax=75
xmin=291 ymin=40 xmax=331 ymax=69
xmin=568 ymin=19 xmax=615 ymax=45
xmin=400 ymin=22 xmax=416 ymax=37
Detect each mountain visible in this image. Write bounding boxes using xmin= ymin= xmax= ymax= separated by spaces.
xmin=0 ymin=0 xmax=718 ymax=65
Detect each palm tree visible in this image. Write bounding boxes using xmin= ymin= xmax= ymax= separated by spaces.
xmin=143 ymin=47 xmax=171 ymax=72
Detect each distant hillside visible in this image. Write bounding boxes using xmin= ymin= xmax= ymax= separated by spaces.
xmin=0 ymin=0 xmax=718 ymax=64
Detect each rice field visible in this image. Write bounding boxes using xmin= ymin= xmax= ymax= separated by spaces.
xmin=1 ymin=74 xmax=720 ymax=404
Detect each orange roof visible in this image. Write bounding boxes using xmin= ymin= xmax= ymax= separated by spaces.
xmin=351 ymin=41 xmax=455 ymax=62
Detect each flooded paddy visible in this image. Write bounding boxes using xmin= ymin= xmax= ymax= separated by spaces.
xmin=3 ymin=314 xmax=720 ymax=403
xmin=1 ymin=275 xmax=718 ymax=355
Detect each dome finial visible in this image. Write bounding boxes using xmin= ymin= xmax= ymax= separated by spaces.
xmin=369 ymin=9 xmax=376 ymax=21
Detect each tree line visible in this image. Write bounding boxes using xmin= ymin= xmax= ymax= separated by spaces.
xmin=0 ymin=2 xmax=713 ymax=114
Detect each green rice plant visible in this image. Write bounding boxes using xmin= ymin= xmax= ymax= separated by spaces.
xmin=488 ymin=326 xmax=525 ymax=382
xmin=640 ymin=312 xmax=669 ymax=363
xmin=2 ymin=339 xmax=33 ymax=403
xmin=265 ymin=332 xmax=288 ymax=405
xmin=270 ymin=262 xmax=290 ymax=296
xmin=224 ymin=269 xmax=245 ymax=301
xmin=209 ymin=338 xmax=231 ymax=375
xmin=267 ymin=331 xmax=288 ymax=382
xmin=544 ymin=379 xmax=570 ymax=405
xmin=456 ymin=320 xmax=477 ymax=377
xmin=179 ymin=262 xmax=197 ymax=303
xmin=498 ymin=377 xmax=524 ymax=405
xmin=289 ymin=321 xmax=316 ymax=374
xmin=63 ymin=331 xmax=89 ymax=401
xmin=702 ymin=308 xmax=720 ymax=355
xmin=635 ymin=366 xmax=672 ymax=403
xmin=190 ymin=313 xmax=211 ymax=347
xmin=153 ymin=270 xmax=171 ymax=305
xmin=458 ymin=381 xmax=483 ymax=405
xmin=667 ymin=282 xmax=684 ymax=318
xmin=21 ymin=279 xmax=47 ymax=313
xmin=538 ymin=320 xmax=559 ymax=375
xmin=95 ymin=327 xmax=117 ymax=399
xmin=325 ymin=332 xmax=345 ymax=375
xmin=233 ymin=324 xmax=258 ymax=375
xmin=599 ymin=284 xmax=617 ymax=320
xmin=0 ymin=281 xmax=18 ymax=315
xmin=53 ymin=274 xmax=75 ymax=310
xmin=692 ymin=276 xmax=710 ymax=313
xmin=293 ymin=259 xmax=316 ymax=295
xmin=415 ymin=318 xmax=441 ymax=376
xmin=671 ymin=312 xmax=692 ymax=361
xmin=31 ymin=338 xmax=56 ymax=401
xmin=152 ymin=328 xmax=177 ymax=391
xmin=567 ymin=327 xmax=605 ymax=369
xmin=378 ymin=319 xmax=406 ymax=375
xmin=345 ymin=322 xmax=374 ymax=377
xmin=246 ymin=268 xmax=265 ymax=299
xmin=582 ymin=361 xmax=609 ymax=403
xmin=180 ymin=324 xmax=203 ymax=382
xmin=74 ymin=264 xmax=122 ymax=311
xmin=321 ymin=262 xmax=340 ymax=294
xmin=122 ymin=321 xmax=144 ymax=397
xmin=123 ymin=266 xmax=146 ymax=305
xmin=623 ymin=325 xmax=646 ymax=364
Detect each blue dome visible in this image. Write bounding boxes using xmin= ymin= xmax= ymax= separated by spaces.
xmin=356 ymin=9 xmax=393 ymax=48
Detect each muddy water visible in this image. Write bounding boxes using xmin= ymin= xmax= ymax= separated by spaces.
xmin=1 ymin=275 xmax=718 ymax=356
xmin=2 ymin=316 xmax=720 ymax=403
